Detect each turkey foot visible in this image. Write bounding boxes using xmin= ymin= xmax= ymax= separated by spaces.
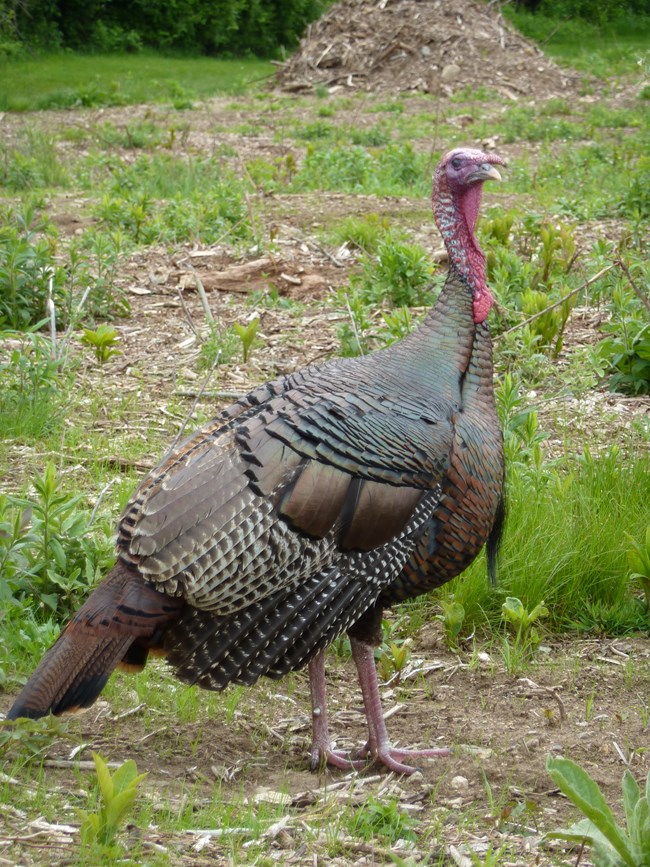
xmin=308 ymin=651 xmax=367 ymax=771
xmin=351 ymin=637 xmax=451 ymax=775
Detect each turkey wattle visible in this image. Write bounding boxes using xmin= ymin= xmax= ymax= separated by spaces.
xmin=8 ymin=148 xmax=506 ymax=775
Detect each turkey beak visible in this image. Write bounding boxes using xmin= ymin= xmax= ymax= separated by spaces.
xmin=469 ymin=163 xmax=502 ymax=183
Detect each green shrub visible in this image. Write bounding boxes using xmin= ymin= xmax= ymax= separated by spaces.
xmin=0 ymin=464 xmax=114 ymax=618
xmin=0 ymin=331 xmax=64 ymax=439
xmin=9 ymin=0 xmax=327 ymax=55
xmin=0 ymin=202 xmax=66 ymax=330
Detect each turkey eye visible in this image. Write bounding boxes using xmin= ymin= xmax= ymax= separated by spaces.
xmin=451 ymin=157 xmax=462 ymax=170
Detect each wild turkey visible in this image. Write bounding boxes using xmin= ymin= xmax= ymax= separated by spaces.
xmin=8 ymin=147 xmax=505 ymax=775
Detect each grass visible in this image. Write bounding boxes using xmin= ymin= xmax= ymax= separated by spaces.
xmin=428 ymin=445 xmax=650 ymax=636
xmin=0 ymin=53 xmax=274 ymax=111
xmin=503 ymin=10 xmax=650 ymax=79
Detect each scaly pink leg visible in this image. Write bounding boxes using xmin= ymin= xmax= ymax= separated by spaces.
xmin=308 ymin=650 xmax=366 ymax=771
xmin=350 ymin=637 xmax=451 ymax=775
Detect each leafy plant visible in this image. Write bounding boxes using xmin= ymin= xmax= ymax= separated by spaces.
xmin=0 ymin=464 xmax=114 ymax=616
xmin=0 ymin=330 xmax=64 ymax=439
xmin=376 ymin=638 xmax=413 ymax=682
xmin=360 ymin=236 xmax=434 ymax=308
xmin=349 ymin=796 xmax=417 ymax=844
xmin=0 ymin=598 xmax=60 ymax=688
xmin=81 ymin=323 xmax=121 ymax=364
xmin=197 ymin=325 xmax=242 ymax=370
xmin=501 ymin=596 xmax=549 ymax=672
xmin=0 ymin=201 xmax=67 ymax=329
xmin=598 ymin=321 xmax=650 ymax=395
xmin=232 ymin=317 xmax=261 ymax=363
xmin=336 ymin=287 xmax=376 ymax=357
xmin=435 ymin=598 xmax=466 ymax=649
xmin=80 ymin=752 xmax=147 ymax=857
xmin=546 ymin=756 xmax=650 ymax=867
xmin=0 ymin=715 xmax=68 ymax=759
xmin=329 ymin=212 xmax=392 ymax=254
xmin=626 ymin=525 xmax=650 ymax=609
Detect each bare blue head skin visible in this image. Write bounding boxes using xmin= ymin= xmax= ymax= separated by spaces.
xmin=433 ymin=148 xmax=505 ymax=323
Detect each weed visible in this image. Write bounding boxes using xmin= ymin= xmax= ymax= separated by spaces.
xmin=0 ymin=330 xmax=64 ymax=439
xmin=328 ymin=213 xmax=392 ymax=254
xmin=0 ymin=200 xmax=66 ymax=330
xmin=335 ymin=287 xmax=376 ymax=357
xmin=598 ymin=320 xmax=650 ymax=395
xmin=0 ymin=129 xmax=70 ymax=190
xmin=380 ymin=306 xmax=415 ymax=344
xmin=198 ymin=325 xmax=241 ymax=370
xmin=80 ymin=323 xmax=121 ymax=364
xmin=0 ymin=715 xmax=68 ymax=759
xmin=246 ymin=286 xmax=299 ymax=310
xmin=360 ymin=236 xmax=434 ymax=307
xmin=80 ymin=752 xmax=147 ymax=859
xmin=375 ymin=638 xmax=413 ymax=682
xmin=500 ymin=596 xmax=549 ymax=673
xmin=293 ymin=142 xmax=428 ymax=196
xmin=90 ymin=154 xmax=253 ymax=246
xmin=585 ymin=690 xmax=596 ymax=722
xmin=349 ymin=796 xmax=417 ymax=844
xmin=0 ymin=464 xmax=114 ymax=617
xmin=0 ymin=598 xmax=61 ymax=688
xmin=232 ymin=317 xmax=261 ymax=363
xmin=626 ymin=525 xmax=650 ymax=609
xmin=435 ymin=597 xmax=466 ymax=649
xmin=546 ymin=756 xmax=650 ymax=867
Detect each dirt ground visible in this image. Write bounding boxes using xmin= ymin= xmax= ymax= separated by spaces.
xmin=1 ymin=631 xmax=649 ymax=865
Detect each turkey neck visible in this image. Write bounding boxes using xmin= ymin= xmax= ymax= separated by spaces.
xmin=434 ymin=178 xmax=492 ymax=323
xmin=382 ymin=264 xmax=479 ymax=407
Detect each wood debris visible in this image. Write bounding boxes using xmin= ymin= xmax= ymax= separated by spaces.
xmin=275 ymin=0 xmax=581 ymax=99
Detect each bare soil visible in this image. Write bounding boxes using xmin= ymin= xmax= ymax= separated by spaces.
xmin=1 ymin=633 xmax=649 ymax=865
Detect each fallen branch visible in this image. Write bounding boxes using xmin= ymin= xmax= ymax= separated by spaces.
xmin=616 ymin=257 xmax=650 ymax=317
xmin=496 ymin=262 xmax=616 ymax=340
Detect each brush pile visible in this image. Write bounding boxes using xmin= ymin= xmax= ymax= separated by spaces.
xmin=275 ymin=0 xmax=580 ymax=99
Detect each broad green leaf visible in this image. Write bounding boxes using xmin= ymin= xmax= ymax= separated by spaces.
xmin=527 ymin=600 xmax=549 ymax=624
xmin=550 ymin=820 xmax=625 ymax=867
xmin=546 ymin=757 xmax=636 ymax=867
xmin=49 ymin=537 xmax=67 ymax=570
xmin=622 ymin=770 xmax=640 ymax=833
xmin=92 ymin=751 xmax=114 ymax=804
xmin=111 ymin=758 xmax=138 ymax=793
xmin=501 ymin=597 xmax=524 ymax=624
xmin=630 ymin=798 xmax=650 ymax=854
xmin=104 ymin=787 xmax=137 ymax=829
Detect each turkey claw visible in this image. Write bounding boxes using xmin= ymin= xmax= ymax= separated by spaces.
xmin=368 ymin=745 xmax=452 ymax=775
xmin=310 ymin=746 xmax=367 ymax=772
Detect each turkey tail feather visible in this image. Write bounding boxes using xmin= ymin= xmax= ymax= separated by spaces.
xmin=7 ymin=561 xmax=183 ymax=720
xmin=486 ymin=490 xmax=506 ymax=587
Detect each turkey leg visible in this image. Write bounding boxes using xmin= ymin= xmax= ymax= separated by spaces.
xmin=308 ymin=650 xmax=366 ymax=771
xmin=350 ymin=637 xmax=451 ymax=774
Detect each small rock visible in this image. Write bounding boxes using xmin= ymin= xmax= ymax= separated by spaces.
xmin=451 ymin=775 xmax=469 ymax=790
xmin=441 ymin=63 xmax=461 ymax=82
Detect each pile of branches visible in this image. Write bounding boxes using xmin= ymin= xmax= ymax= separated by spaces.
xmin=275 ymin=0 xmax=581 ymax=98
